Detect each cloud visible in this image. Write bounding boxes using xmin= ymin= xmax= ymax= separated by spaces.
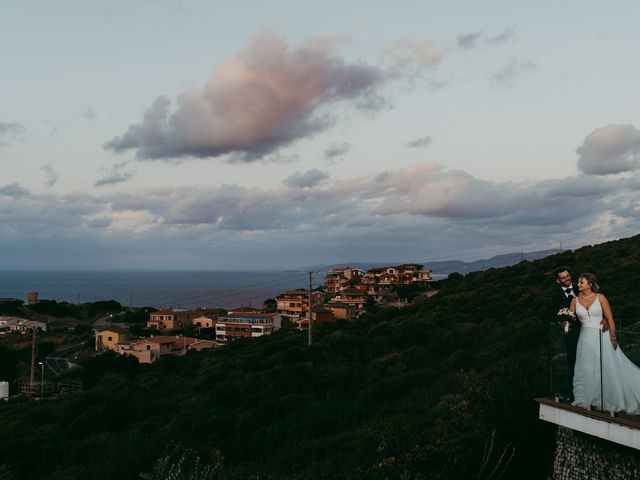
xmin=83 ymin=108 xmax=97 ymax=121
xmin=490 ymin=58 xmax=537 ymax=89
xmin=108 ymin=162 xmax=638 ymax=233
xmin=95 ymin=161 xmax=135 ymax=187
xmin=4 ymin=153 xmax=640 ymax=269
xmin=324 ymin=142 xmax=351 ymax=162
xmin=406 ymin=135 xmax=432 ymax=148
xmin=41 ymin=163 xmax=59 ymax=187
xmin=283 ymin=169 xmax=329 ymax=188
xmin=488 ymin=27 xmax=515 ymax=45
xmin=457 ymin=32 xmax=483 ymax=49
xmin=0 ymin=122 xmax=26 ymax=146
xmin=86 ymin=217 xmax=112 ymax=228
xmin=0 ymin=183 xmax=30 ymax=197
xmin=105 ymin=33 xmax=386 ymax=162
xmin=577 ymin=124 xmax=640 ymax=175
xmin=386 ymin=39 xmax=448 ymax=70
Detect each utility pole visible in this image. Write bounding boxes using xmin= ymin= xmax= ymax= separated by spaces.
xmin=29 ymin=328 xmax=37 ymax=397
xmin=560 ymin=241 xmax=563 ymax=253
xmin=308 ymin=271 xmax=313 ymax=346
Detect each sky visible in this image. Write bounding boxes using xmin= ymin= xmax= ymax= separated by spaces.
xmin=1 ymin=0 xmax=640 ymax=270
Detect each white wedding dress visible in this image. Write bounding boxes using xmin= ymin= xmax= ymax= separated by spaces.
xmin=572 ymin=295 xmax=640 ymax=413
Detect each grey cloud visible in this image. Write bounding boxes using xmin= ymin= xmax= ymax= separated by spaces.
xmin=229 ymin=151 xmax=300 ymax=165
xmin=87 ymin=217 xmax=112 ymax=228
xmin=0 ymin=122 xmax=26 ymax=146
xmin=83 ymin=108 xmax=97 ymax=121
xmin=324 ymin=142 xmax=351 ymax=162
xmin=115 ymin=163 xmax=636 ymax=233
xmin=41 ymin=163 xmax=59 ymax=187
xmin=490 ymin=58 xmax=537 ymax=89
xmin=283 ymin=169 xmax=329 ymax=188
xmin=488 ymin=27 xmax=515 ymax=45
xmin=104 ymin=96 xmax=171 ymax=157
xmin=4 ymin=160 xmax=640 ymax=270
xmin=406 ymin=135 xmax=432 ymax=148
xmin=0 ymin=191 xmax=107 ymax=233
xmin=95 ymin=161 xmax=135 ymax=187
xmin=457 ymin=32 xmax=483 ymax=49
xmin=577 ymin=124 xmax=640 ymax=175
xmin=0 ymin=183 xmax=30 ymax=197
xmin=105 ymin=34 xmax=386 ymax=162
xmin=426 ymin=77 xmax=450 ymax=91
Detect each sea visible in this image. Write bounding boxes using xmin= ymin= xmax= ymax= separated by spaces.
xmin=0 ymin=270 xmax=314 ymax=310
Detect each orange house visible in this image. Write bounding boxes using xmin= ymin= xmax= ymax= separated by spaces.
xmin=95 ymin=327 xmax=131 ymax=351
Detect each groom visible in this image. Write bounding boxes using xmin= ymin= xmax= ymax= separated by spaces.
xmin=552 ymin=268 xmax=580 ymax=399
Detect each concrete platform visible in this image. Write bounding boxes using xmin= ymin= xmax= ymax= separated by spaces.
xmin=536 ymin=397 xmax=640 ymax=450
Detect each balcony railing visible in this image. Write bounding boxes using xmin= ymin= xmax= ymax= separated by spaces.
xmin=550 ymin=318 xmax=640 ymax=414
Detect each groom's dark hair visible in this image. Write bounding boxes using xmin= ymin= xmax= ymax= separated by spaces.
xmin=554 ymin=267 xmax=570 ymax=278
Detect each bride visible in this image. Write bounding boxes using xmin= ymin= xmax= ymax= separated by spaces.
xmin=570 ymin=273 xmax=640 ymax=413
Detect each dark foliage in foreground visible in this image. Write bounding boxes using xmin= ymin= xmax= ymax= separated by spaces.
xmin=1 ymin=235 xmax=640 ymax=479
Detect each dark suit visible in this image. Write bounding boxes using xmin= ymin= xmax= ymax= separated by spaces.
xmin=552 ymin=284 xmax=580 ymax=397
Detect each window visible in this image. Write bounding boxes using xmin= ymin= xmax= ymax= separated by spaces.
xmin=107 ymin=336 xmax=113 ymax=341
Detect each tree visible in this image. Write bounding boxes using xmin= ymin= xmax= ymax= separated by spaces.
xmin=262 ymin=298 xmax=277 ymax=313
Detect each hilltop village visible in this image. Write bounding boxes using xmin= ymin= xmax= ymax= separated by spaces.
xmin=0 ymin=264 xmax=434 ymax=376
xmin=94 ymin=263 xmax=433 ymax=364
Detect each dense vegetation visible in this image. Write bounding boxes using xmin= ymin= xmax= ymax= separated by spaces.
xmin=1 ymin=235 xmax=639 ymax=479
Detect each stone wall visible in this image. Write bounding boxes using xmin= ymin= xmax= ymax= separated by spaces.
xmin=553 ymin=427 xmax=640 ymax=479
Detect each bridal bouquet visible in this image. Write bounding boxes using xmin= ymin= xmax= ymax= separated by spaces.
xmin=557 ymin=308 xmax=576 ymax=333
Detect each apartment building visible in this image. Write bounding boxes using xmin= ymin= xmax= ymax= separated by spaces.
xmin=147 ymin=308 xmax=222 ymax=331
xmin=215 ymin=312 xmax=282 ymax=342
xmin=363 ymin=264 xmax=432 ymax=289
xmin=323 ymin=267 xmax=366 ymax=294
xmin=330 ymin=289 xmax=368 ymax=313
xmin=275 ymin=290 xmax=325 ymax=318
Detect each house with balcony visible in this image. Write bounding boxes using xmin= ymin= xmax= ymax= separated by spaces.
xmin=330 ymin=289 xmax=368 ymax=314
xmin=275 ymin=290 xmax=325 ymax=321
xmin=147 ymin=308 xmax=221 ymax=331
xmin=362 ymin=263 xmax=432 ymax=294
xmin=215 ymin=312 xmax=282 ymax=342
xmin=324 ymin=267 xmax=366 ymax=294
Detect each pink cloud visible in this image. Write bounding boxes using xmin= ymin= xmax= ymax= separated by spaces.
xmin=105 ymin=33 xmax=385 ymax=161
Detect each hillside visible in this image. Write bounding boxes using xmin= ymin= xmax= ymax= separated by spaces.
xmin=1 ymin=235 xmax=639 ymax=479
xmin=305 ymin=248 xmax=560 ymax=276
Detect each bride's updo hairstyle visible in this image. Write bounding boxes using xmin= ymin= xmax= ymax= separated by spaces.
xmin=579 ymin=273 xmax=600 ymax=293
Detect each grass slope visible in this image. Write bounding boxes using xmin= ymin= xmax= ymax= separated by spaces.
xmin=1 ymin=234 xmax=639 ymax=479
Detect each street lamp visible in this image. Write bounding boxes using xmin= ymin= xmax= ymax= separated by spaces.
xmin=37 ymin=361 xmax=44 ymax=398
